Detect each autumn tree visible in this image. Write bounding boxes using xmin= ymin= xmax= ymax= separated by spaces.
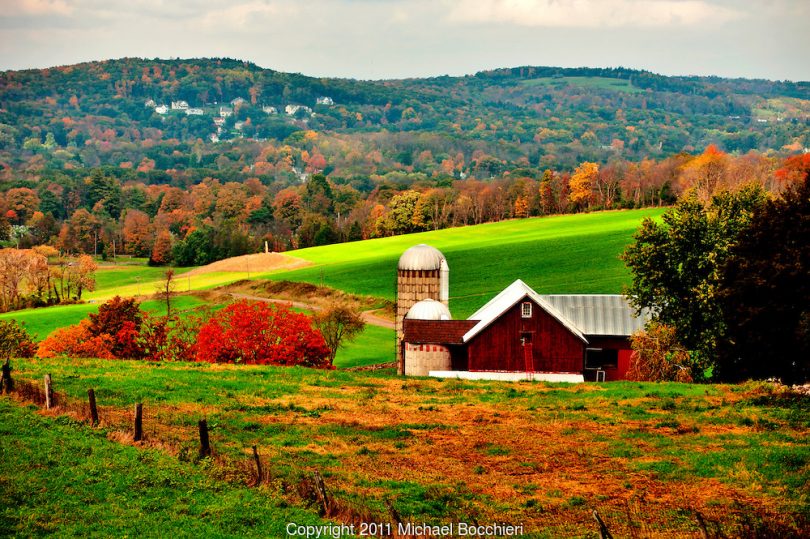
xmin=150 ymin=229 xmax=173 ymax=266
xmin=627 ymin=322 xmax=693 ymax=382
xmin=715 ymin=173 xmax=810 ymax=383
xmin=195 ymin=300 xmax=330 ymax=367
xmin=88 ymin=296 xmax=144 ymax=358
xmin=157 ymin=269 xmax=177 ymax=317
xmin=568 ymin=162 xmax=598 ymax=210
xmin=69 ymin=255 xmax=97 ymax=300
xmin=313 ymin=302 xmax=366 ymax=366
xmin=122 ymin=209 xmax=153 ymax=257
xmin=622 ymin=185 xmax=768 ymax=374
xmin=0 ymin=320 xmax=36 ymax=359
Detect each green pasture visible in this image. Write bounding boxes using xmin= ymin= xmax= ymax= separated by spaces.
xmin=520 ymin=76 xmax=642 ymax=93
xmin=274 ymin=208 xmax=665 ymax=317
xmin=3 ymin=357 xmax=808 ymax=536
xmin=0 ymin=296 xmax=209 ymax=341
xmin=333 ymin=324 xmax=393 ymax=368
xmin=0 ymin=400 xmax=323 ymax=537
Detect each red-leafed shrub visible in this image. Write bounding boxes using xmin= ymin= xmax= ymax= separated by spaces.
xmin=138 ymin=312 xmax=204 ymax=362
xmin=37 ymin=320 xmax=115 ymax=359
xmin=195 ymin=300 xmax=331 ymax=368
xmin=89 ymin=296 xmax=144 ymax=358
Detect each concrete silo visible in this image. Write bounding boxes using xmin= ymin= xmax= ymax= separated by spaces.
xmin=403 ymin=299 xmax=453 ymax=376
xmin=396 ymin=244 xmax=449 ymax=374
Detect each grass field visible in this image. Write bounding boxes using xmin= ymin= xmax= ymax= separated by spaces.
xmin=3 ymin=357 xmax=807 ymax=537
xmin=0 ymin=400 xmax=324 ymax=537
xmin=272 ymin=208 xmax=665 ymax=317
xmin=3 ymin=209 xmax=661 ymax=344
xmin=520 ymin=76 xmax=643 ymax=94
xmin=0 ymin=295 xmax=209 ymax=340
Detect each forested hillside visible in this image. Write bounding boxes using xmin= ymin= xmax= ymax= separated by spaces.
xmin=0 ymin=58 xmax=808 ymax=300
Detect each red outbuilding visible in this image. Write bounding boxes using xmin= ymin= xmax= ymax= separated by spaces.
xmin=403 ymin=280 xmax=648 ymax=382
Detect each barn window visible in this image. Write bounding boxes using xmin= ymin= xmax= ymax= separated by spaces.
xmin=521 ymin=302 xmax=532 ymax=318
xmin=586 ymin=348 xmax=619 ymax=369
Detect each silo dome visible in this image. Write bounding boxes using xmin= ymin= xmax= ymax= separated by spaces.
xmin=398 ymin=244 xmax=445 ymax=271
xmin=405 ymin=299 xmax=452 ymax=321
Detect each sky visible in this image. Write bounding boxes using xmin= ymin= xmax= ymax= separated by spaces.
xmin=0 ymin=0 xmax=808 ymax=82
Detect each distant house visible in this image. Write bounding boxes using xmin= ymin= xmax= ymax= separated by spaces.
xmin=171 ymin=100 xmax=189 ymax=110
xmin=230 ymin=97 xmax=246 ymax=107
xmin=262 ymin=105 xmax=277 ymax=114
xmin=154 ymin=105 xmax=169 ymax=115
xmin=234 ymin=121 xmax=245 ymax=131
xmin=144 ymin=99 xmax=156 ymax=108
xmin=213 ymin=117 xmax=226 ymax=126
xmin=209 ymin=133 xmax=220 ymax=143
xmin=285 ymin=104 xmax=312 ymax=116
xmin=316 ymin=96 xmax=334 ymax=106
xmin=219 ymin=107 xmax=233 ymax=118
xmin=185 ymin=108 xmax=204 ymax=115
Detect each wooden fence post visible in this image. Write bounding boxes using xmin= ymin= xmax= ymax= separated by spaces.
xmin=593 ymin=510 xmax=614 ymax=539
xmin=252 ymin=445 xmax=263 ymax=485
xmin=88 ymin=389 xmax=99 ymax=426
xmin=134 ymin=403 xmax=143 ymax=441
xmin=313 ymin=470 xmax=331 ymax=516
xmin=198 ymin=419 xmax=211 ymax=458
xmin=44 ymin=374 xmax=54 ymax=409
xmin=1 ymin=359 xmax=11 ymax=394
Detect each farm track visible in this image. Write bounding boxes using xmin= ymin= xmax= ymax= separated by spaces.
xmin=228 ymin=292 xmax=395 ymax=329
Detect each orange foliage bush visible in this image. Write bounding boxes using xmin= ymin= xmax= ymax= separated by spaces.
xmin=36 ymin=320 xmax=115 ymax=359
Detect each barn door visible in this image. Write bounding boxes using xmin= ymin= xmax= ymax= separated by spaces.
xmin=521 ymin=332 xmax=534 ymax=374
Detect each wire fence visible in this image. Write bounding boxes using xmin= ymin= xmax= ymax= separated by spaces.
xmin=2 ymin=368 xmax=805 ymax=538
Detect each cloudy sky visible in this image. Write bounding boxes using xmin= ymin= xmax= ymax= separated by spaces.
xmin=1 ymin=0 xmax=807 ymax=81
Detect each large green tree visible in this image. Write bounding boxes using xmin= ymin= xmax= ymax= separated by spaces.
xmin=715 ymin=175 xmax=810 ymax=383
xmin=622 ymin=185 xmax=767 ymax=376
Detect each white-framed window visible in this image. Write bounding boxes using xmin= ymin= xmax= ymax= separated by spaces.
xmin=521 ymin=301 xmax=532 ymax=318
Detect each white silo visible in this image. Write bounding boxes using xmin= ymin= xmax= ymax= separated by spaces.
xmin=403 ymin=299 xmax=453 ymax=376
xmin=396 ymin=244 xmax=448 ymax=374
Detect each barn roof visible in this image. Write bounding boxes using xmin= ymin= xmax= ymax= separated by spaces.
xmin=462 ymin=280 xmax=588 ymax=344
xmin=404 ymin=319 xmax=477 ymax=344
xmin=539 ymin=295 xmax=649 ymax=337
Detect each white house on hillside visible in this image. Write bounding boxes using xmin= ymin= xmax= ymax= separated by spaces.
xmin=171 ymin=100 xmax=189 ymax=110
xmin=219 ymin=106 xmax=233 ymax=118
xmin=316 ymin=96 xmax=334 ymax=106
xmin=231 ymin=97 xmax=246 ymax=106
xmin=155 ymin=105 xmax=169 ymax=114
xmin=262 ymin=105 xmax=277 ymax=114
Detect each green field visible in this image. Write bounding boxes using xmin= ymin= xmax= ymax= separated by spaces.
xmin=274 ymin=208 xmax=665 ymax=317
xmin=3 ymin=209 xmax=661 ymax=344
xmin=1 ymin=295 xmax=209 ymax=341
xmin=3 ymin=357 xmax=807 ymax=537
xmin=0 ymin=400 xmax=324 ymax=537
xmin=520 ymin=76 xmax=643 ymax=93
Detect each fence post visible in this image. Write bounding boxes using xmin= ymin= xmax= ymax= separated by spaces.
xmin=1 ymin=359 xmax=11 ymax=394
xmin=88 ymin=389 xmax=99 ymax=426
xmin=198 ymin=419 xmax=211 ymax=458
xmin=252 ymin=445 xmax=263 ymax=485
xmin=313 ymin=470 xmax=331 ymax=516
xmin=593 ymin=510 xmax=614 ymax=539
xmin=134 ymin=403 xmax=143 ymax=441
xmin=44 ymin=374 xmax=54 ymax=409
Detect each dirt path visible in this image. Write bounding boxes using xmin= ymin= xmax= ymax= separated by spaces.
xmin=228 ymin=293 xmax=395 ymax=330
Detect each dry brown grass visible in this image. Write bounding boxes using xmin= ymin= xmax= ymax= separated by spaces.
xmin=184 ymin=252 xmax=312 ymax=276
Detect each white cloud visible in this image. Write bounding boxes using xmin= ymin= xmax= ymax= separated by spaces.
xmin=445 ymin=0 xmax=742 ymax=28
xmin=196 ymin=1 xmax=299 ymax=30
xmin=7 ymin=0 xmax=73 ymax=16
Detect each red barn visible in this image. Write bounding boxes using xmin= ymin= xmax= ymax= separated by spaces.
xmin=403 ymin=280 xmax=648 ymax=382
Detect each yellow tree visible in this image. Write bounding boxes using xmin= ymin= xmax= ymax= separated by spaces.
xmin=568 ymin=162 xmax=599 ymax=210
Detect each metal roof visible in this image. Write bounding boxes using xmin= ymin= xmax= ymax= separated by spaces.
xmin=398 ymin=244 xmax=446 ymax=271
xmin=539 ymin=295 xmax=649 ymax=336
xmin=405 ymin=299 xmax=452 ymax=321
xmin=463 ymin=280 xmax=588 ymax=344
